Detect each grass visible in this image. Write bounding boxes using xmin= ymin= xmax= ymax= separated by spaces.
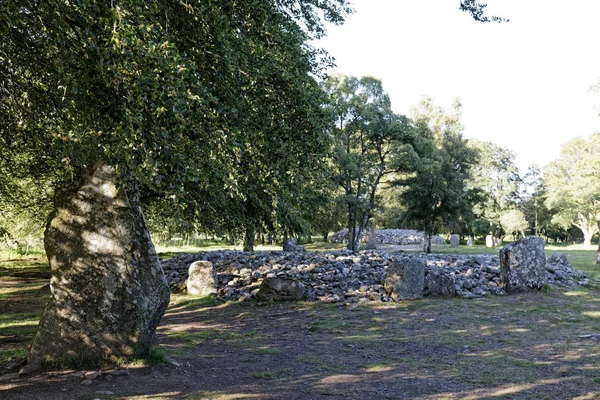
xmin=164 ymin=329 xmax=241 ymax=348
xmin=2 ymin=242 xmax=600 ymax=398
xmin=247 ymin=347 xmax=281 ymax=355
xmin=0 ymin=248 xmax=45 ymax=262
xmin=42 ymin=345 xmax=170 ymax=370
xmin=248 ymin=371 xmax=274 ymax=379
xmin=155 ymin=240 xmax=345 ymax=256
xmin=0 ymin=259 xmax=49 ymax=368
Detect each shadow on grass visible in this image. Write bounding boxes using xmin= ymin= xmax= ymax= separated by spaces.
xmin=2 ymin=247 xmax=600 ymax=399
xmin=4 ymin=287 xmax=600 ymax=399
xmin=0 ymin=260 xmax=49 ymax=370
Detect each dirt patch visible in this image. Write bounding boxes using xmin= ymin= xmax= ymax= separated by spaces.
xmin=2 ymin=287 xmax=600 ymax=399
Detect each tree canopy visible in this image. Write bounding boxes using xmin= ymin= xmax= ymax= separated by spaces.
xmin=323 ymin=74 xmax=415 ymax=251
xmin=544 ymin=133 xmax=600 ymax=248
xmin=397 ymin=97 xmax=476 ymax=252
xmin=0 ymin=0 xmax=351 ymax=206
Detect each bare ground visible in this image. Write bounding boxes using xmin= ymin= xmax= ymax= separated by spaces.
xmin=2 ymin=254 xmax=600 ymax=399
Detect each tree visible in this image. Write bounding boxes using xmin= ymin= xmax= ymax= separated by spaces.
xmin=466 ymin=140 xmax=521 ymax=239
xmin=1 ymin=0 xmax=351 ymax=364
xmin=397 ymin=97 xmax=477 ymax=252
xmin=520 ymin=165 xmax=555 ymax=239
xmin=459 ymin=0 xmax=508 ymax=23
xmin=499 ymin=209 xmax=528 ymax=240
xmin=544 ymin=134 xmax=600 ymax=252
xmin=323 ymin=75 xmax=415 ymax=251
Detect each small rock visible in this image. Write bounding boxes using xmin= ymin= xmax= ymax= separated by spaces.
xmin=80 ymin=379 xmax=93 ymax=386
xmin=579 ymin=334 xmax=600 ymax=341
xmin=108 ymin=369 xmax=130 ymax=376
xmin=85 ymin=371 xmax=101 ymax=380
xmin=95 ymin=391 xmax=115 ymax=395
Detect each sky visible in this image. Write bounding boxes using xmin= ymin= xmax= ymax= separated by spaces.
xmin=316 ymin=0 xmax=600 ymax=172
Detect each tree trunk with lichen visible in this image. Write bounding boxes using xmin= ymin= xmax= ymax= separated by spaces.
xmin=27 ymin=165 xmax=170 ymax=367
xmin=597 ymin=221 xmax=600 ymax=265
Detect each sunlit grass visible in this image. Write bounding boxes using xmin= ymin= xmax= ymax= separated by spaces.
xmin=0 ymin=248 xmax=45 ymax=261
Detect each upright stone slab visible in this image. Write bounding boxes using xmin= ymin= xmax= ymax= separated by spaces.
xmin=28 ymin=165 xmax=170 ymax=365
xmin=499 ymin=237 xmax=547 ymax=293
xmin=384 ymin=257 xmax=425 ymax=300
xmin=467 ymin=237 xmax=474 ymax=247
xmin=485 ymin=234 xmax=494 ymax=247
xmin=187 ymin=261 xmax=216 ymax=296
xmin=283 ymin=238 xmax=297 ymax=252
xmin=450 ymin=234 xmax=460 ymax=247
xmin=365 ymin=228 xmax=378 ymax=250
xmin=257 ymin=277 xmax=305 ymax=301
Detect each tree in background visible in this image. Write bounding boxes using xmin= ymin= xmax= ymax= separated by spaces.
xmin=520 ymin=165 xmax=555 ymax=239
xmin=323 ymin=75 xmax=415 ymax=251
xmin=544 ymin=134 xmax=600 ymax=253
xmin=397 ymin=97 xmax=477 ymax=252
xmin=466 ymin=140 xmax=521 ymax=239
xmin=499 ymin=209 xmax=528 ymax=240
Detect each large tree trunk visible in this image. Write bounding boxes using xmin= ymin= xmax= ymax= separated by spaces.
xmin=596 ymin=221 xmax=600 ymax=265
xmin=423 ymin=232 xmax=432 ymax=253
xmin=27 ymin=165 xmax=170 ymax=367
xmin=243 ymin=225 xmax=255 ymax=252
xmin=583 ymin=230 xmax=593 ymax=247
xmin=347 ymin=202 xmax=357 ymax=251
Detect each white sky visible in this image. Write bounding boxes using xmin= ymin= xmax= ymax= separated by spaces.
xmin=316 ymin=0 xmax=600 ymax=172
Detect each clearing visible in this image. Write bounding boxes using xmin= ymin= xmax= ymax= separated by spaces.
xmin=1 ymin=246 xmax=600 ymax=399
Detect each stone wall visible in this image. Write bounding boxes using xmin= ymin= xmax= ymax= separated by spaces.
xmin=328 ymin=229 xmax=446 ymax=246
xmin=161 ymin=249 xmax=589 ymax=304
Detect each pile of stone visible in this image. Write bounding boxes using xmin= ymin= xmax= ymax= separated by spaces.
xmin=546 ymin=252 xmax=587 ymax=286
xmin=328 ymin=229 xmax=446 ymax=246
xmin=161 ymin=246 xmax=588 ymax=303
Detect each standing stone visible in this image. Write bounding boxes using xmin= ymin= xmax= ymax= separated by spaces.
xmin=499 ymin=237 xmax=547 ymax=293
xmin=450 ymin=234 xmax=460 ymax=247
xmin=494 ymin=238 xmax=503 ymax=247
xmin=28 ymin=165 xmax=170 ymax=366
xmin=383 ymin=257 xmax=425 ymax=300
xmin=187 ymin=261 xmax=216 ymax=296
xmin=257 ymin=277 xmax=305 ymax=301
xmin=283 ymin=238 xmax=297 ymax=252
xmin=467 ymin=237 xmax=474 ymax=247
xmin=485 ymin=234 xmax=494 ymax=247
xmin=365 ymin=229 xmax=378 ymax=250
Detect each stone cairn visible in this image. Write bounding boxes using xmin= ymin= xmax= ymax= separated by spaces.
xmin=329 ymin=229 xmax=446 ymax=246
xmin=161 ymin=246 xmax=589 ymax=304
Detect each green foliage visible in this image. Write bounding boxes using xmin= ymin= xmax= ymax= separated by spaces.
xmin=466 ymin=139 xmax=521 ymax=238
xmin=0 ymin=0 xmax=353 ymax=255
xmin=323 ymin=74 xmax=415 ymax=250
xmin=544 ymin=133 xmax=600 ymax=247
xmin=459 ymin=0 xmax=508 ymax=23
xmin=396 ymin=97 xmax=477 ymax=252
xmin=520 ymin=165 xmax=556 ymax=238
xmin=499 ymin=209 xmax=528 ymax=239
